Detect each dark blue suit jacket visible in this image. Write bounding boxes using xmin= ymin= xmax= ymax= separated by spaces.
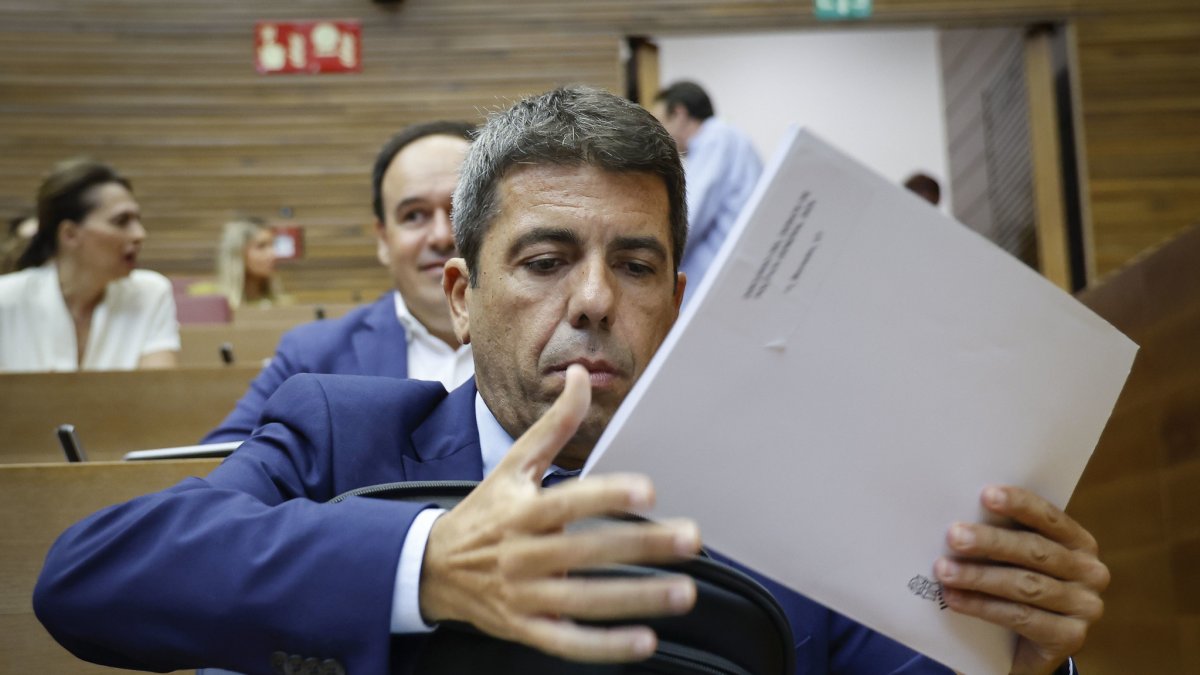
xmin=36 ymin=375 xmax=950 ymax=675
xmin=203 ymin=293 xmax=409 ymax=443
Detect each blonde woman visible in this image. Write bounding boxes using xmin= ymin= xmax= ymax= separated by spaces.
xmin=215 ymin=218 xmax=284 ymax=309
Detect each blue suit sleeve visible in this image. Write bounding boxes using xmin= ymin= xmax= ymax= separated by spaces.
xmin=201 ymin=329 xmax=307 ymax=443
xmin=35 ymin=375 xmax=429 ymax=675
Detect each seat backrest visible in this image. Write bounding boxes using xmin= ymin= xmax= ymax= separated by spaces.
xmin=176 ymin=294 xmax=232 ymax=325
xmin=333 ymin=481 xmax=796 ymax=675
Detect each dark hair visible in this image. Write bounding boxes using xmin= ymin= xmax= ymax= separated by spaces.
xmin=371 ymin=121 xmax=476 ymax=223
xmin=655 ymin=81 xmax=715 ymax=121
xmin=903 ymin=172 xmax=941 ymax=206
xmin=18 ymin=158 xmax=132 ymax=270
xmin=453 ymin=86 xmax=687 ymax=286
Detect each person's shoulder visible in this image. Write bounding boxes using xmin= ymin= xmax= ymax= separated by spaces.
xmin=295 ymin=372 xmax=444 ymax=395
xmin=708 ymin=118 xmax=755 ymax=148
xmin=0 ymin=267 xmax=35 ymax=290
xmin=124 ymin=269 xmax=173 ymax=296
xmin=0 ymin=267 xmax=43 ymax=305
xmin=692 ymin=118 xmax=744 ymax=153
xmin=283 ymin=294 xmax=391 ymax=344
xmin=283 ymin=301 xmax=370 ymax=343
xmin=274 ymin=372 xmax=448 ymax=418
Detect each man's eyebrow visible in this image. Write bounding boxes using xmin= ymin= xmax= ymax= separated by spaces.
xmin=609 ymin=235 xmax=668 ymax=260
xmin=506 ymin=227 xmax=581 ymax=259
xmin=392 ymin=197 xmax=427 ymax=215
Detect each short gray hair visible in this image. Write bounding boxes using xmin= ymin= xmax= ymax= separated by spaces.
xmin=452 ymin=86 xmax=686 ymax=285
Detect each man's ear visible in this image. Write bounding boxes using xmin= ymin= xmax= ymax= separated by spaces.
xmin=443 ymin=257 xmax=472 ymax=345
xmin=374 ymin=220 xmax=389 ymax=267
xmin=673 ymin=271 xmax=687 ymax=315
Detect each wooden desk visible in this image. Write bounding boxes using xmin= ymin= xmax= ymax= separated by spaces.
xmin=179 ymin=304 xmax=364 ymax=367
xmin=0 ymin=460 xmax=219 ymax=674
xmin=0 ymin=368 xmax=257 ymax=463
xmin=232 ymin=302 xmax=357 ymax=327
xmin=178 ymin=322 xmax=291 ymax=368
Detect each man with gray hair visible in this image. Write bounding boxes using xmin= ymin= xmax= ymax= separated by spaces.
xmin=37 ymin=87 xmax=1103 ymax=675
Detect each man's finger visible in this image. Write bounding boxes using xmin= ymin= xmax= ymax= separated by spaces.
xmin=500 ymin=519 xmax=701 ymax=577
xmin=517 ymin=617 xmax=658 ymax=664
xmin=934 ymin=558 xmax=1104 ymax=621
xmin=980 ymin=486 xmax=1098 ymax=554
xmin=946 ymin=522 xmax=1109 ymax=589
xmin=942 ymin=588 xmax=1089 ymax=658
xmin=518 ymin=473 xmax=656 ymax=533
xmin=512 ymin=575 xmax=697 ymax=620
xmin=495 ymin=364 xmax=591 ymax=480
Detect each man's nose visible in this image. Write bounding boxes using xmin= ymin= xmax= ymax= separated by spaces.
xmin=428 ymin=209 xmax=455 ymax=252
xmin=568 ymin=258 xmax=615 ymax=329
xmin=129 ymin=220 xmax=146 ymax=243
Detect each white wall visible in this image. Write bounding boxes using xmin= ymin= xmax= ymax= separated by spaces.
xmin=657 ymin=28 xmax=950 ymax=208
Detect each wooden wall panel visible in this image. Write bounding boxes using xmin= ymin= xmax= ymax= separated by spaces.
xmin=1074 ymin=11 xmax=1200 ymax=278
xmin=1 ymin=0 xmax=1197 ymax=299
xmin=1070 ymin=224 xmax=1200 ymax=674
xmin=0 ymin=1 xmax=624 ymax=301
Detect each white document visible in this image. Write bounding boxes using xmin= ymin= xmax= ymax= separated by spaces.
xmin=583 ymin=128 xmax=1137 ymax=674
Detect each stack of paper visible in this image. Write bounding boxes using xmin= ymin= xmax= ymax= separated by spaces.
xmin=583 ymin=128 xmax=1136 ymax=675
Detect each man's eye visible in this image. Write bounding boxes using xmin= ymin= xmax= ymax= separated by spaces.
xmin=525 ymin=258 xmax=563 ymax=274
xmin=622 ymin=261 xmax=655 ymax=277
xmin=400 ymin=210 xmax=429 ymax=226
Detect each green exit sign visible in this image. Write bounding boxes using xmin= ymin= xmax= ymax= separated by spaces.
xmin=814 ymin=0 xmax=872 ymax=20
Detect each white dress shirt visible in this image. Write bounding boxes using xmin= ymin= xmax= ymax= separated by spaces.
xmin=391 ymin=291 xmax=473 ymax=390
xmin=0 ymin=264 xmax=180 ymax=373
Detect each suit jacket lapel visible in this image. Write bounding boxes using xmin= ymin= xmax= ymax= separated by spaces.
xmin=402 ymin=378 xmax=484 ymax=481
xmin=353 ymin=293 xmax=409 ymax=378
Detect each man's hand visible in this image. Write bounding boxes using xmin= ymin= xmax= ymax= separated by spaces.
xmin=936 ymin=486 xmax=1109 ymax=675
xmin=419 ymin=364 xmax=701 ymax=663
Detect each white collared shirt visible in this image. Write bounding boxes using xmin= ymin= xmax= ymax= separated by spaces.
xmin=0 ymin=264 xmax=180 ymax=372
xmin=391 ymin=290 xmax=473 ymax=390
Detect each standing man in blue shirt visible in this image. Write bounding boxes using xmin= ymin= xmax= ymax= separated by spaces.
xmin=652 ymin=81 xmax=762 ymax=297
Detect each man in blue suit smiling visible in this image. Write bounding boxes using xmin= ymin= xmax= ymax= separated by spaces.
xmin=37 ymin=88 xmax=1102 ymax=675
xmin=203 ymin=121 xmax=477 ymax=443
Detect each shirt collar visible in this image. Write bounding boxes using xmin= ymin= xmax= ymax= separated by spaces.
xmin=474 ymin=391 xmax=574 ymax=481
xmin=391 ymin=291 xmax=423 ymax=344
xmin=473 ymin=391 xmax=514 ymax=478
